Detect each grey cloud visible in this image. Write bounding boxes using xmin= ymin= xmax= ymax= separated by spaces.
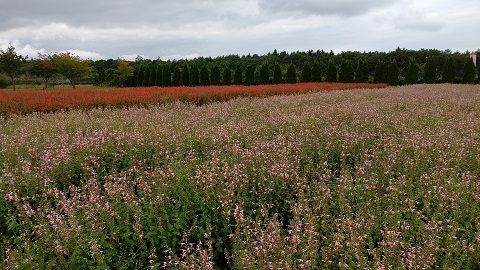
xmin=258 ymin=0 xmax=398 ymax=17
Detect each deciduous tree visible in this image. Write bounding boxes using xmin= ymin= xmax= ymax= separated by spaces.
xmin=114 ymin=58 xmax=134 ymax=87
xmin=0 ymin=44 xmax=26 ymax=90
xmin=29 ymin=53 xmax=56 ymax=89
xmin=51 ymin=52 xmax=92 ymax=88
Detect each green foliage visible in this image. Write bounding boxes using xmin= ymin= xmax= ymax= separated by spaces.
xmin=0 ymin=74 xmax=10 ymax=88
xmin=442 ymin=57 xmax=456 ymax=83
xmin=244 ymin=65 xmax=255 ymax=86
xmin=171 ymin=66 xmax=181 ymax=86
xmin=286 ymin=63 xmax=297 ymax=84
xmin=0 ymin=44 xmax=26 ymax=90
xmin=404 ymin=58 xmax=418 ymax=85
xmin=114 ymin=58 xmax=134 ymax=87
xmin=1 ymin=85 xmax=480 ymax=268
xmin=355 ymin=58 xmax=369 ymax=83
xmin=189 ymin=65 xmax=199 ymax=86
xmin=29 ymin=53 xmax=57 ymax=89
xmin=326 ymin=58 xmax=337 ymax=82
xmin=338 ymin=59 xmax=354 ymax=83
xmin=272 ymin=63 xmax=283 ymax=84
xmin=135 ymin=66 xmax=144 ymax=87
xmin=162 ymin=65 xmax=171 ymax=86
xmin=222 ymin=67 xmax=232 ymax=85
xmin=233 ymin=66 xmax=243 ymax=85
xmin=210 ymin=65 xmax=221 ymax=85
xmin=200 ymin=66 xmax=210 ymax=86
xmin=461 ymin=57 xmax=476 ymax=84
xmin=311 ymin=62 xmax=322 ymax=82
xmin=181 ymin=65 xmax=190 ymax=86
xmin=155 ymin=65 xmax=163 ymax=86
xmin=423 ymin=57 xmax=437 ymax=84
xmin=373 ymin=60 xmax=387 ymax=83
xmin=51 ymin=52 xmax=92 ymax=88
xmin=387 ymin=59 xmax=400 ymax=86
xmin=259 ymin=63 xmax=270 ymax=85
xmin=301 ymin=63 xmax=311 ymax=82
xmin=148 ymin=65 xmax=156 ymax=86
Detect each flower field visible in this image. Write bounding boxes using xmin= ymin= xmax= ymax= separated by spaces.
xmin=1 ymin=84 xmax=479 ymax=269
xmin=0 ymin=82 xmax=385 ymax=117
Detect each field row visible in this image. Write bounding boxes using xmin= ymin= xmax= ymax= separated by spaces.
xmin=0 ymin=82 xmax=385 ymax=116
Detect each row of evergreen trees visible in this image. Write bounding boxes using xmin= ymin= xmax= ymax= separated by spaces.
xmin=102 ymin=55 xmax=477 ymax=87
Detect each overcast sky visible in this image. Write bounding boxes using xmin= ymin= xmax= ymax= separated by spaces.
xmin=1 ymin=0 xmax=478 ymax=61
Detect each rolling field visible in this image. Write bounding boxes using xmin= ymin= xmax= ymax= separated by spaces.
xmin=1 ymin=84 xmax=479 ymax=269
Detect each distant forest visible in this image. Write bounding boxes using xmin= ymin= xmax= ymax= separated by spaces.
xmin=93 ymin=47 xmax=478 ymax=87
xmin=0 ymin=47 xmax=478 ymax=88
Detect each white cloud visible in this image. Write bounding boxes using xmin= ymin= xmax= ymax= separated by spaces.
xmin=1 ymin=0 xmax=479 ymax=59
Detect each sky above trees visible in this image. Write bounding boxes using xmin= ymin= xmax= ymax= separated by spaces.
xmin=1 ymin=0 xmax=478 ymax=60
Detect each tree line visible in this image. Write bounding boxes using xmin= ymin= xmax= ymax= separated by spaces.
xmin=0 ymin=45 xmax=478 ymax=89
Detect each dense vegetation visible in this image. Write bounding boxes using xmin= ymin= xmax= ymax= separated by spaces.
xmin=0 ymin=83 xmax=386 ymax=117
xmin=0 ymin=46 xmax=478 ymax=89
xmin=1 ymin=84 xmax=479 ymax=269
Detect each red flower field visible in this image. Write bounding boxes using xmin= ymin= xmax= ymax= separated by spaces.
xmin=0 ymin=82 xmax=386 ymax=116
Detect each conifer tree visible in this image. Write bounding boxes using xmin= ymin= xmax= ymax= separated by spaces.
xmin=301 ymin=63 xmax=311 ymax=82
xmin=285 ymin=63 xmax=297 ymax=84
xmin=211 ymin=65 xmax=221 ymax=85
xmin=386 ymin=59 xmax=399 ymax=86
xmin=355 ymin=58 xmax=369 ymax=83
xmin=423 ymin=57 xmax=437 ymax=84
xmin=259 ymin=63 xmax=270 ymax=84
xmin=136 ymin=66 xmax=144 ymax=87
xmin=462 ymin=56 xmax=476 ymax=84
xmin=326 ymin=59 xmax=337 ymax=82
xmin=200 ymin=66 xmax=210 ymax=86
xmin=373 ymin=61 xmax=387 ymax=83
xmin=404 ymin=58 xmax=418 ymax=85
xmin=190 ymin=65 xmax=199 ymax=86
xmin=155 ymin=65 xmax=163 ymax=86
xmin=172 ymin=66 xmax=181 ymax=86
xmin=162 ymin=64 xmax=171 ymax=86
xmin=339 ymin=59 xmax=354 ymax=83
xmin=222 ymin=67 xmax=232 ymax=85
xmin=311 ymin=62 xmax=322 ymax=82
xmin=244 ymin=65 xmax=255 ymax=86
xmin=181 ymin=65 xmax=190 ymax=86
xmin=148 ymin=65 xmax=156 ymax=86
xmin=233 ymin=66 xmax=243 ymax=85
xmin=272 ymin=63 xmax=282 ymax=84
xmin=142 ymin=68 xmax=149 ymax=86
xmin=442 ymin=57 xmax=455 ymax=83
